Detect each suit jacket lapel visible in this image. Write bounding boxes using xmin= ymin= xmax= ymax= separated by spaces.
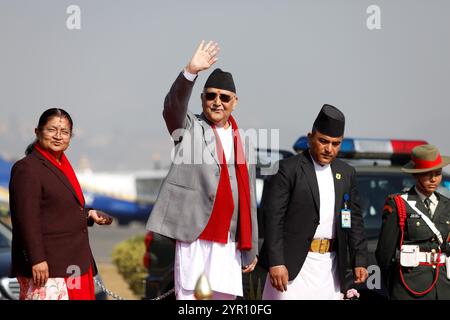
xmin=407 ymin=187 xmax=432 ymax=219
xmin=198 ymin=113 xmax=252 ymax=170
xmin=301 ymin=152 xmax=320 ymax=214
xmin=34 ymin=151 xmax=82 ymax=206
xmin=331 ymin=162 xmax=344 ymax=216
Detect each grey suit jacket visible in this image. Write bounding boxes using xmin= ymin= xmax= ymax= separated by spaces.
xmin=146 ymin=72 xmax=258 ymax=265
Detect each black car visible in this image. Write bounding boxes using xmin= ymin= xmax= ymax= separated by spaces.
xmin=142 ymin=138 xmax=450 ymax=300
xmin=0 ymin=220 xmax=108 ymax=300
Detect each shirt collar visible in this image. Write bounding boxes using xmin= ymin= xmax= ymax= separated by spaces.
xmin=309 ymin=151 xmax=331 ymax=171
xmin=415 ymin=186 xmax=438 ymax=205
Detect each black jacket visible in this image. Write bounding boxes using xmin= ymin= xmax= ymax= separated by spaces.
xmin=259 ymin=151 xmax=368 ymax=292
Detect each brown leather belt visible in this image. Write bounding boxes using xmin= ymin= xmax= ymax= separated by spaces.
xmin=309 ymin=238 xmax=336 ymax=254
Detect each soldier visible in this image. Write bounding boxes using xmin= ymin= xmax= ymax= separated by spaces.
xmin=376 ymin=144 xmax=450 ymax=299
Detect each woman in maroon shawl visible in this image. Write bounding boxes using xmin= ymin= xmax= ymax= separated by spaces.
xmin=9 ymin=108 xmax=112 ymax=300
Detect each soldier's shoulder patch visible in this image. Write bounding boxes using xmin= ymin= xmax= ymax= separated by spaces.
xmin=383 ymin=193 xmax=402 ymax=214
xmin=383 ymin=204 xmax=394 ymax=215
xmin=386 ymin=193 xmax=402 ymax=202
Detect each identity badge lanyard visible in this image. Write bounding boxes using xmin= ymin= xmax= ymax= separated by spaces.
xmin=341 ymin=193 xmax=351 ymax=229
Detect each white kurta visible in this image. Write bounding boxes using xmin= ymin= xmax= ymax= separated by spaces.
xmin=174 ymin=124 xmax=243 ymax=299
xmin=215 ymin=125 xmax=233 ymax=162
xmin=263 ymin=157 xmax=341 ymax=300
xmin=175 ymin=234 xmax=243 ymax=298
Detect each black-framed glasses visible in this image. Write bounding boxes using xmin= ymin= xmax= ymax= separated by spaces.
xmin=204 ymin=92 xmax=234 ymax=103
xmin=42 ymin=127 xmax=71 ymax=138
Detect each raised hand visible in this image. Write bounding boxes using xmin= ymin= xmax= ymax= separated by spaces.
xmin=185 ymin=40 xmax=220 ymax=75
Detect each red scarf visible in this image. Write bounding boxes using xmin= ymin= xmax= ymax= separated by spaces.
xmin=65 ymin=265 xmax=96 ymax=300
xmin=199 ymin=115 xmax=252 ymax=250
xmin=34 ymin=143 xmax=85 ymax=207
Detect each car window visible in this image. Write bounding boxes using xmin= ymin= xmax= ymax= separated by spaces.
xmin=438 ymin=179 xmax=450 ymax=198
xmin=256 ymin=149 xmax=294 ymax=178
xmin=0 ymin=223 xmax=11 ymax=249
xmin=0 ymin=234 xmax=9 ymax=248
xmin=356 ymin=173 xmax=415 ymax=231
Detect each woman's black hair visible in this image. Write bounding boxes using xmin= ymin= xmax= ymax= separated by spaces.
xmin=25 ymin=108 xmax=74 ymax=155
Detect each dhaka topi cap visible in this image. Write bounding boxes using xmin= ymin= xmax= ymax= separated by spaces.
xmin=312 ymin=104 xmax=345 ymax=137
xmin=204 ymin=68 xmax=236 ymax=93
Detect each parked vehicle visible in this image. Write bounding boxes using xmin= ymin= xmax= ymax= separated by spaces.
xmin=0 ymin=155 xmax=166 ymax=226
xmin=78 ymin=170 xmax=167 ymax=226
xmin=0 ymin=220 xmax=107 ymax=300
xmin=143 ymin=138 xmax=450 ymax=300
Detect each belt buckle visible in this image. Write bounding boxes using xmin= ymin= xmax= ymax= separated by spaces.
xmin=319 ymin=239 xmax=329 ymax=254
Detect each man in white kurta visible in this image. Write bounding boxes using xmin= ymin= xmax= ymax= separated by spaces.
xmin=259 ymin=104 xmax=368 ymax=300
xmin=175 ymin=123 xmax=244 ymax=300
xmin=147 ymin=41 xmax=259 ymax=300
xmin=262 ymin=155 xmax=341 ymax=300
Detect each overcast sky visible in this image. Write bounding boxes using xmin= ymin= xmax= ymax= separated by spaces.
xmin=1 ymin=0 xmax=449 ymax=171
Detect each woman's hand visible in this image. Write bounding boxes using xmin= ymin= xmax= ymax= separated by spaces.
xmin=32 ymin=261 xmax=49 ymax=287
xmin=88 ymin=209 xmax=113 ymax=225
